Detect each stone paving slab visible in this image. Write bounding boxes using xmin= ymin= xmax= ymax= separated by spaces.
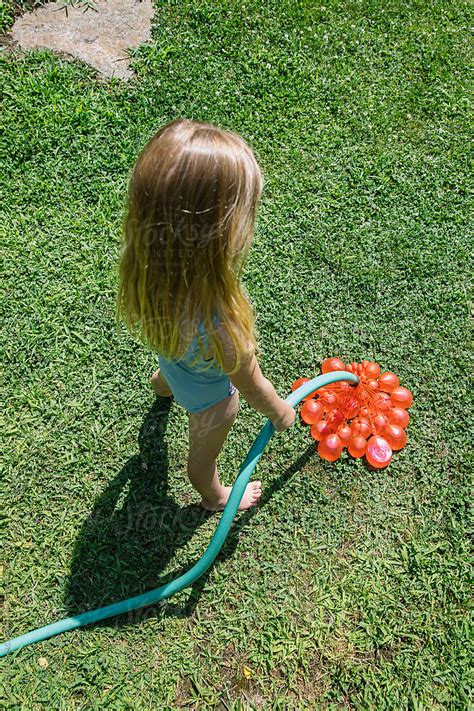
xmin=11 ymin=0 xmax=155 ymax=79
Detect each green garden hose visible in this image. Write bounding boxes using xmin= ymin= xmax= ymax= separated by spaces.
xmin=1 ymin=370 xmax=359 ymax=658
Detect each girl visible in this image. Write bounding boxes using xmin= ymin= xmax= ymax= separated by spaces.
xmin=116 ymin=119 xmax=295 ymax=512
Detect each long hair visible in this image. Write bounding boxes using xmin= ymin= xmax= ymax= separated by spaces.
xmin=116 ymin=119 xmax=263 ymax=375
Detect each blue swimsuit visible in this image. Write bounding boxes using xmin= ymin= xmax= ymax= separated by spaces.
xmin=157 ymin=316 xmax=236 ymax=414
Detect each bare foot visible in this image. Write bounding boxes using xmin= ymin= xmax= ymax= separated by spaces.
xmin=201 ymin=481 xmax=262 ymax=512
xmin=151 ymin=369 xmax=173 ymax=397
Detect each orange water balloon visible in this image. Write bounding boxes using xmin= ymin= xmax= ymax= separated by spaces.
xmin=378 ymin=372 xmax=400 ymax=393
xmin=351 ymin=417 xmax=371 ymax=439
xmin=388 ymin=407 xmax=410 ymax=428
xmin=321 ymin=392 xmax=337 ymax=411
xmin=372 ymin=414 xmax=388 ymax=435
xmin=321 ymin=357 xmax=345 ymax=374
xmin=318 ymin=434 xmax=343 ymax=462
xmin=327 ymin=410 xmax=344 ymax=428
xmin=384 ymin=424 xmax=407 ymax=451
xmin=311 ymin=420 xmax=328 ymax=441
xmin=348 ymin=435 xmax=367 ymax=458
xmin=301 ymin=400 xmax=324 ymax=425
xmin=291 ymin=377 xmax=319 ymax=400
xmin=366 ymin=436 xmax=392 ymax=468
xmin=374 ymin=392 xmax=392 ymax=412
xmin=292 ymin=377 xmax=309 ymax=391
xmin=364 ymin=362 xmax=381 ymax=379
xmin=391 ymin=386 xmax=413 ymax=409
xmin=337 ymin=424 xmax=352 ymax=446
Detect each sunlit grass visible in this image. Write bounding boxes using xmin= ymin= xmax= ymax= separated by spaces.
xmin=1 ymin=0 xmax=471 ymax=706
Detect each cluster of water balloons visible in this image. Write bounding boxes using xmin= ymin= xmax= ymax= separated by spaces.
xmin=293 ymin=358 xmax=413 ymax=468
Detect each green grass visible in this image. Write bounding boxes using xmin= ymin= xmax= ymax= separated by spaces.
xmin=1 ymin=0 xmax=472 ymax=706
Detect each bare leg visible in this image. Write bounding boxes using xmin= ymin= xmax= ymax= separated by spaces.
xmin=151 ymin=368 xmax=173 ymax=397
xmin=187 ymin=390 xmax=262 ymax=511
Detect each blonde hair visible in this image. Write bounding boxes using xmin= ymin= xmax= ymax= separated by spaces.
xmin=116 ymin=119 xmax=263 ymax=375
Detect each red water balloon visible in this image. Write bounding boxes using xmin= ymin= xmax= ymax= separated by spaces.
xmin=321 ymin=392 xmax=337 ymax=411
xmin=388 ymin=407 xmax=410 ymax=428
xmin=366 ymin=379 xmax=379 ymax=391
xmin=374 ymin=392 xmax=392 ymax=412
xmin=366 ymin=436 xmax=392 ymax=468
xmin=351 ymin=417 xmax=371 ymax=439
xmin=327 ymin=409 xmax=344 ymax=427
xmin=321 ymin=357 xmax=345 ymax=373
xmin=372 ymin=414 xmax=388 ymax=435
xmin=348 ymin=435 xmax=367 ymax=458
xmin=378 ymin=372 xmax=400 ymax=393
xmin=291 ymin=377 xmax=319 ymax=400
xmin=337 ymin=424 xmax=352 ymax=446
xmin=301 ymin=400 xmax=324 ymax=424
xmin=365 ymin=362 xmax=381 ymax=379
xmin=318 ymin=434 xmax=343 ymax=462
xmin=384 ymin=424 xmax=407 ymax=451
xmin=311 ymin=420 xmax=328 ymax=441
xmin=391 ymin=386 xmax=413 ymax=409
xmin=292 ymin=377 xmax=309 ymax=391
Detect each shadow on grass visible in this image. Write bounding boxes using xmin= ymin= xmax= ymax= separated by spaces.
xmin=65 ymin=397 xmax=314 ymax=629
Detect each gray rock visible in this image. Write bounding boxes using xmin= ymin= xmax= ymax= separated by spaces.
xmin=11 ymin=0 xmax=154 ymax=79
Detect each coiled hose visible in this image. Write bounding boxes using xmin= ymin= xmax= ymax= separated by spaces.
xmin=1 ymin=370 xmax=359 ymax=658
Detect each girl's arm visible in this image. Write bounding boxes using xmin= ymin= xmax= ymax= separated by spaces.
xmin=215 ymin=325 xmax=295 ymax=432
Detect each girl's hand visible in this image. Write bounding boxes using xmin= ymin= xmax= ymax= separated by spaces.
xmin=271 ymin=401 xmax=296 ymax=432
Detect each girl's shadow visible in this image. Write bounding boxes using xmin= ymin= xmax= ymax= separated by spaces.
xmin=65 ymin=396 xmax=213 ymax=623
xmin=65 ymin=397 xmax=314 ymax=626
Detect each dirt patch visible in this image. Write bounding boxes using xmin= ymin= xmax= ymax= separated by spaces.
xmin=11 ymin=0 xmax=154 ymax=79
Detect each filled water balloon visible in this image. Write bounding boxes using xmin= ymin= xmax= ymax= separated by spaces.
xmin=311 ymin=420 xmax=328 ymax=441
xmin=337 ymin=424 xmax=352 ymax=446
xmin=348 ymin=435 xmax=367 ymax=458
xmin=292 ymin=377 xmax=309 ymax=391
xmin=321 ymin=392 xmax=337 ymax=411
xmin=388 ymin=407 xmax=410 ymax=428
xmin=301 ymin=400 xmax=324 ymax=424
xmin=318 ymin=434 xmax=343 ymax=462
xmin=372 ymin=414 xmax=387 ymax=435
xmin=374 ymin=392 xmax=392 ymax=412
xmin=366 ymin=436 xmax=392 ymax=468
xmin=384 ymin=424 xmax=407 ymax=451
xmin=391 ymin=386 xmax=413 ymax=409
xmin=321 ymin=357 xmax=345 ymax=373
xmin=364 ymin=362 xmax=381 ymax=379
xmin=351 ymin=417 xmax=371 ymax=439
xmin=378 ymin=372 xmax=400 ymax=393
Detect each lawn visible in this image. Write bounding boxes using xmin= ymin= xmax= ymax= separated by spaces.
xmin=1 ymin=0 xmax=472 ymax=707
